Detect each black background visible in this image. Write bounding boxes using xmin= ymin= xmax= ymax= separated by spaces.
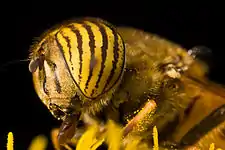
xmin=1 ymin=3 xmax=225 ymax=150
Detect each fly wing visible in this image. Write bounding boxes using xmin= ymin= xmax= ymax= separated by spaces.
xmin=171 ymin=74 xmax=225 ymax=149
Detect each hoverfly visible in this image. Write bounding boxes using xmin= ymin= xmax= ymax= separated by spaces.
xmin=29 ymin=17 xmax=225 ymax=149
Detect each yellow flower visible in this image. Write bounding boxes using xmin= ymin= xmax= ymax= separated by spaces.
xmin=7 ymin=132 xmax=13 ymax=150
xmin=6 ymin=132 xmax=48 ymax=150
xmin=28 ymin=135 xmax=48 ymax=150
xmin=76 ymin=123 xmax=104 ymax=150
xmin=153 ymin=126 xmax=159 ymax=150
xmin=6 ymin=122 xmax=224 ymax=150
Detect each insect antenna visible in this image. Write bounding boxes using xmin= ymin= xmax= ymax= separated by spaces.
xmin=0 ymin=59 xmax=30 ymax=72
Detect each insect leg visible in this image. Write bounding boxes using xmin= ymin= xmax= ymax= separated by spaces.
xmin=123 ymin=100 xmax=157 ymax=137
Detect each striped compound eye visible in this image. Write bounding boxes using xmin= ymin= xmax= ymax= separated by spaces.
xmin=29 ymin=18 xmax=126 ymax=103
xmin=55 ymin=19 xmax=125 ymax=99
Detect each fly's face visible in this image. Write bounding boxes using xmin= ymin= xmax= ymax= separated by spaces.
xmin=29 ymin=34 xmax=79 ymax=120
xmin=29 ymin=18 xmax=126 ymax=117
xmin=29 ymin=17 xmax=126 ymax=145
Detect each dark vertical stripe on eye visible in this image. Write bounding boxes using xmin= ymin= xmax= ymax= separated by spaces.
xmin=36 ymin=51 xmax=49 ymax=95
xmin=61 ymin=33 xmax=73 ymax=70
xmin=82 ymin=23 xmax=96 ymax=93
xmin=69 ymin=25 xmax=83 ymax=83
xmin=103 ymin=28 xmax=119 ymax=92
xmin=54 ymin=73 xmax=61 ymax=93
xmin=41 ymin=67 xmax=49 ymax=95
xmin=90 ymin=22 xmax=108 ymax=97
xmin=55 ymin=32 xmax=65 ymax=55
xmin=55 ymin=32 xmax=68 ymax=93
xmin=52 ymin=63 xmax=62 ymax=93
